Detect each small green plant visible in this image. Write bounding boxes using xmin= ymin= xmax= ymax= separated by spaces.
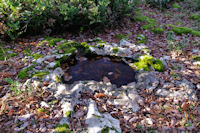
xmin=172 ymin=3 xmax=181 ymax=9
xmin=136 ymin=34 xmax=147 ymax=44
xmin=189 ymin=14 xmax=200 ymax=21
xmin=18 ymin=65 xmax=35 ymax=79
xmin=0 ymin=47 xmax=17 ymax=61
xmin=4 ymin=78 xmax=22 ymax=95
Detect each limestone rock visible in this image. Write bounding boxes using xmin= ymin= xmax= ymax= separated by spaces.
xmin=156 ymin=79 xmax=197 ymax=101
xmin=86 ymin=99 xmax=121 ymax=133
xmin=136 ymin=71 xmax=159 ymax=92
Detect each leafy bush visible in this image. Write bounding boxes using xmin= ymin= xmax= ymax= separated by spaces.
xmin=182 ymin=0 xmax=200 ymax=11
xmin=147 ymin=0 xmax=174 ymax=9
xmin=0 ymin=0 xmax=136 ymax=40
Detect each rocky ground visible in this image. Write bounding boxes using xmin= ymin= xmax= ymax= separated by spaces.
xmin=0 ymin=3 xmax=200 ymax=133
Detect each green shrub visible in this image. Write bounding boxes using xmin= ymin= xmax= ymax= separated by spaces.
xmin=189 ymin=14 xmax=200 ymax=21
xmin=0 ymin=0 xmax=136 ymax=40
xmin=147 ymin=0 xmax=174 ymax=9
xmin=172 ymin=3 xmax=181 ymax=9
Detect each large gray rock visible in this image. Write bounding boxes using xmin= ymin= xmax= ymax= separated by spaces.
xmin=136 ymin=71 xmax=159 ymax=92
xmin=156 ymin=79 xmax=197 ymax=101
xmin=86 ymin=100 xmax=121 ymax=133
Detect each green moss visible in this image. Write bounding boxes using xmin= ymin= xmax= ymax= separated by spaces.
xmin=80 ymin=42 xmax=91 ymax=53
xmin=172 ymin=3 xmax=181 ymax=9
xmin=38 ymin=37 xmax=64 ymax=47
xmin=172 ymin=25 xmax=200 ymax=37
xmin=18 ymin=65 xmax=35 ymax=79
xmin=142 ymin=48 xmax=150 ymax=54
xmin=172 ymin=26 xmax=193 ymax=35
xmin=37 ymin=108 xmax=46 ymax=114
xmin=101 ymin=127 xmax=110 ymax=133
xmin=133 ymin=14 xmax=147 ymax=22
xmin=134 ymin=55 xmax=164 ymax=72
xmin=64 ymin=110 xmax=72 ymax=117
xmin=54 ymin=124 xmax=70 ymax=133
xmin=115 ymin=34 xmax=128 ymax=40
xmin=23 ymin=49 xmax=31 ymax=56
xmin=191 ymin=30 xmax=200 ymax=37
xmin=134 ymin=61 xmax=151 ymax=71
xmin=32 ymin=71 xmax=49 ymax=78
xmin=32 ymin=53 xmax=44 ymax=60
xmin=189 ymin=14 xmax=199 ymax=20
xmin=112 ymin=47 xmax=119 ymax=53
xmin=0 ymin=47 xmax=18 ymax=60
xmin=55 ymin=60 xmax=61 ymax=68
xmin=57 ymin=41 xmax=77 ymax=54
xmin=152 ymin=59 xmax=164 ymax=72
xmin=192 ymin=56 xmax=200 ymax=61
xmin=152 ymin=27 xmax=164 ymax=34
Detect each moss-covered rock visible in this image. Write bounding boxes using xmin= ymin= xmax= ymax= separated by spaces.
xmin=32 ymin=53 xmax=44 ymax=60
xmin=133 ymin=55 xmax=164 ymax=72
xmin=152 ymin=59 xmax=165 ymax=72
xmin=37 ymin=37 xmax=64 ymax=47
xmin=112 ymin=47 xmax=119 ymax=53
xmin=57 ymin=41 xmax=77 ymax=54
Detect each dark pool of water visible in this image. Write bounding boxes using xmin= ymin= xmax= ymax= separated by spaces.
xmin=63 ymin=57 xmax=137 ymax=87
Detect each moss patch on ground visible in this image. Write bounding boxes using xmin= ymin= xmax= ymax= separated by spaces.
xmin=54 ymin=124 xmax=71 ymax=133
xmin=32 ymin=71 xmax=50 ymax=78
xmin=115 ymin=34 xmax=128 ymax=40
xmin=32 ymin=53 xmax=44 ymax=60
xmin=171 ymin=25 xmax=200 ymax=37
xmin=189 ymin=13 xmax=200 ymax=21
xmin=133 ymin=11 xmax=164 ymax=34
xmin=18 ymin=65 xmax=35 ymax=79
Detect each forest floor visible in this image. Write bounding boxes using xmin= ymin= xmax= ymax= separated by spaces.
xmin=0 ymin=3 xmax=200 ymax=133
